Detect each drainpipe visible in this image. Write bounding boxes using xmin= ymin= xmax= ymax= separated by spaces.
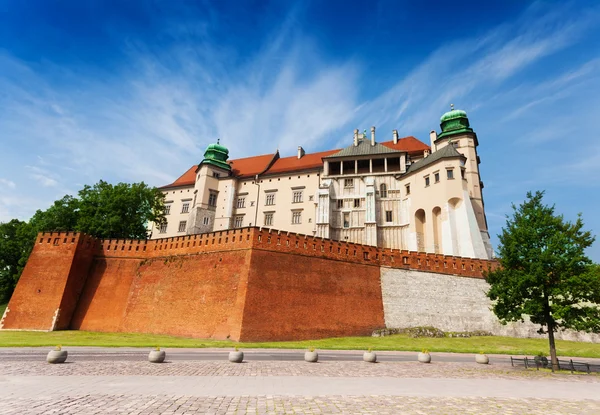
xmin=254 ymin=174 xmax=260 ymax=227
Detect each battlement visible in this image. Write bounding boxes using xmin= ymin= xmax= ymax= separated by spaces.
xmin=4 ymin=227 xmax=497 ymax=340
xmin=252 ymin=227 xmax=496 ymax=278
xmin=36 ymin=228 xmax=496 ymax=278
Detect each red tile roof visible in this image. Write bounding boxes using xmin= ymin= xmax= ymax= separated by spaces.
xmin=266 ymin=149 xmax=340 ymax=175
xmin=160 ymin=136 xmax=430 ymax=188
xmin=381 ymin=136 xmax=430 ymax=155
xmin=160 ymin=165 xmax=197 ymax=189
xmin=229 ymin=153 xmax=277 ymax=178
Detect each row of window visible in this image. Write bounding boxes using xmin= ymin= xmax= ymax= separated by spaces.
xmin=342 ymin=210 xmax=394 ymax=228
xmin=167 ymin=168 xmax=463 ymax=219
xmin=424 ymin=168 xmax=461 ymax=187
xmin=236 ymin=190 xmax=309 ymax=209
xmin=158 ymin=220 xmax=188 ymax=234
xmin=164 ymin=202 xmax=189 ymax=215
xmin=233 ymin=210 xmax=305 ymax=229
xmin=158 ymin=217 xmax=211 ymax=234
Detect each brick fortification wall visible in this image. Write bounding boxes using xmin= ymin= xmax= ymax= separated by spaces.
xmin=1 ymin=233 xmax=95 ymax=330
xmin=2 ymin=227 xmax=498 ymax=341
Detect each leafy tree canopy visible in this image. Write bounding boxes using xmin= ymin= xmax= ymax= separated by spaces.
xmin=0 ymin=220 xmax=35 ymax=302
xmin=0 ymin=180 xmax=165 ymax=301
xmin=486 ymin=191 xmax=600 ymax=369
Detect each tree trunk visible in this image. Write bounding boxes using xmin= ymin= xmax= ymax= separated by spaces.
xmin=544 ymin=295 xmax=559 ymax=372
xmin=547 ymin=323 xmax=558 ymax=372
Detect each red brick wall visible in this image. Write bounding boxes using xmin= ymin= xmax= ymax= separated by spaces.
xmin=2 ymin=233 xmax=94 ymax=330
xmin=3 ymin=228 xmax=499 ymax=340
xmin=71 ymin=250 xmax=252 ymax=340
xmin=239 ymin=249 xmax=384 ymax=341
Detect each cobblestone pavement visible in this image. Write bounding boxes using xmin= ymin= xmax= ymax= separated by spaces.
xmin=1 ymin=360 xmax=599 ymax=414
xmin=1 ymin=360 xmax=599 ymax=381
xmin=1 ymin=395 xmax=600 ymax=415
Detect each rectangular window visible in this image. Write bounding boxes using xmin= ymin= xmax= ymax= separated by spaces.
xmin=236 ymin=197 xmax=245 ymax=208
xmin=208 ymin=191 xmax=218 ymax=207
xmin=178 ymin=221 xmax=187 ymax=232
xmin=337 ymin=199 xmax=344 ymax=209
xmin=164 ymin=205 xmax=171 ymax=215
xmin=203 ymin=217 xmax=209 ymax=225
xmin=434 ymin=172 xmax=440 ymax=183
xmin=405 ymin=184 xmax=411 ymax=195
xmin=264 ymin=213 xmax=273 ymax=226
xmin=265 ymin=193 xmax=276 ymax=206
xmin=343 ymin=213 xmax=350 ymax=228
xmin=234 ymin=216 xmax=244 ymax=228
xmin=159 ymin=222 xmax=167 ymax=233
xmin=425 ymin=176 xmax=430 ymax=187
xmin=181 ymin=202 xmax=190 ymax=213
xmin=354 ymin=198 xmax=360 ymax=208
xmin=461 ymin=168 xmax=466 ymax=180
xmin=293 ymin=191 xmax=303 ymax=203
xmin=380 ymin=184 xmax=387 ymax=198
xmin=385 ymin=211 xmax=393 ymax=223
xmin=212 ymin=171 xmax=220 ymax=178
xmin=292 ymin=211 xmax=302 ymax=224
xmin=344 ymin=178 xmax=354 ymax=188
xmin=447 ymin=169 xmax=454 ymax=180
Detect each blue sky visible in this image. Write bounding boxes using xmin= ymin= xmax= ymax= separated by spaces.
xmin=1 ymin=0 xmax=600 ymax=260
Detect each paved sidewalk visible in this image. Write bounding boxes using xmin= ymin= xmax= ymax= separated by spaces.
xmin=2 ymin=374 xmax=600 ymax=399
xmin=1 ymin=360 xmax=599 ymax=414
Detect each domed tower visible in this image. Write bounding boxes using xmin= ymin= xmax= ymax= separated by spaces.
xmin=437 ymin=106 xmax=474 ymax=140
xmin=187 ymin=139 xmax=233 ymax=235
xmin=200 ymin=139 xmax=231 ymax=171
xmin=432 ymin=105 xmax=492 ymax=258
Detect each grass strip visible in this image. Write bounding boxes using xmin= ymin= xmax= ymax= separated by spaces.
xmin=1 ymin=330 xmax=600 ymax=358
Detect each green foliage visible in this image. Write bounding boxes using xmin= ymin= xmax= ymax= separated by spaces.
xmin=0 ymin=220 xmax=36 ymax=302
xmin=486 ymin=191 xmax=600 ymax=333
xmin=0 ymin=180 xmax=166 ymax=301
xmin=75 ymin=181 xmax=166 ymax=239
xmin=29 ymin=195 xmax=80 ymax=233
xmin=486 ymin=191 xmax=600 ymax=368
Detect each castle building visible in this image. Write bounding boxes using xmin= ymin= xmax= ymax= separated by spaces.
xmin=152 ymin=107 xmax=493 ymax=259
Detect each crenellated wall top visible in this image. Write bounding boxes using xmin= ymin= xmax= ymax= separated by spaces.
xmin=34 ymin=227 xmax=497 ymax=278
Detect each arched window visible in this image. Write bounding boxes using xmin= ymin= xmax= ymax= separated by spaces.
xmin=380 ymin=183 xmax=387 ymax=198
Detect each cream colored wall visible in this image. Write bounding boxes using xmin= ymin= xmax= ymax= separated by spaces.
xmin=152 ymin=130 xmax=491 ymax=259
xmin=401 ymin=157 xmax=489 ymax=258
xmin=152 ymin=185 xmax=195 ymax=238
xmin=435 ymin=134 xmax=486 ymax=232
xmin=229 ymin=172 xmax=321 ymax=235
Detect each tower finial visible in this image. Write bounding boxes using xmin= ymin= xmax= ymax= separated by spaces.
xmin=450 ymin=103 xmax=454 ymax=111
xmin=217 ymin=138 xmax=220 ymax=144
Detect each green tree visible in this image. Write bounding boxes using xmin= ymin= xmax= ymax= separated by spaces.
xmin=76 ymin=181 xmax=165 ymax=239
xmin=486 ymin=191 xmax=600 ymax=371
xmin=29 ymin=195 xmax=80 ymax=232
xmin=0 ymin=220 xmax=35 ymax=302
xmin=0 ymin=181 xmax=166 ymax=301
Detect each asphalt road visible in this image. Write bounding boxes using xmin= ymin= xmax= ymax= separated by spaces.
xmin=0 ymin=348 xmax=514 ymax=364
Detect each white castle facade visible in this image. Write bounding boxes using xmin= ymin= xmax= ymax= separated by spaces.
xmin=152 ymin=107 xmax=493 ymax=260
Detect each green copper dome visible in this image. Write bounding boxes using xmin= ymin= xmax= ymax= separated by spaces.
xmin=438 ymin=105 xmax=473 ymax=140
xmin=440 ymin=109 xmax=467 ymax=123
xmin=200 ymin=139 xmax=231 ymax=171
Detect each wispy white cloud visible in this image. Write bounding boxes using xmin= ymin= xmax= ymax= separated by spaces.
xmin=1 ymin=1 xmax=600 ymax=260
xmin=0 ymin=178 xmax=16 ymax=189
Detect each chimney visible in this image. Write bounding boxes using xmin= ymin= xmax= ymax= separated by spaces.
xmin=393 ymin=129 xmax=399 ymax=144
xmin=429 ymin=130 xmax=437 ymax=152
xmin=353 ymin=129 xmax=359 ymax=146
xmin=371 ymin=126 xmax=376 ymax=146
xmin=297 ymin=146 xmax=305 ymax=159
